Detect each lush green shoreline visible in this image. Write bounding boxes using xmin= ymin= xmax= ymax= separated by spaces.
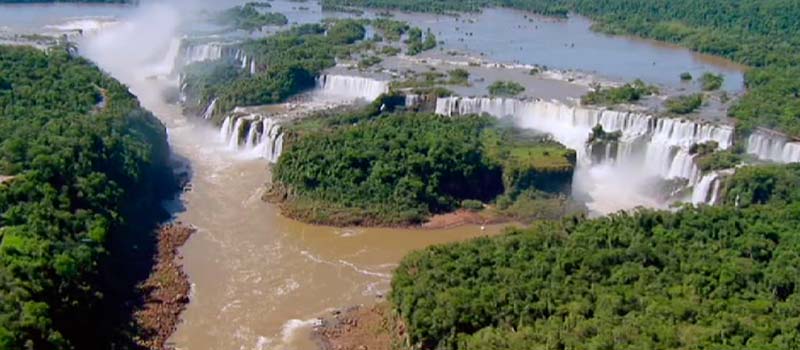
xmin=0 ymin=46 xmax=174 ymax=349
xmin=390 ymin=163 xmax=800 ymax=349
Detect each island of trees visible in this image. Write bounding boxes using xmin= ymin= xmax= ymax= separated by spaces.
xmin=0 ymin=46 xmax=174 ymax=349
xmin=266 ymin=97 xmax=575 ymax=226
xmin=213 ymin=2 xmax=288 ymax=32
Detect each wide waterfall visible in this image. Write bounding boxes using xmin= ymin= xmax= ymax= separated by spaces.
xmin=183 ymin=42 xmax=223 ymax=64
xmin=435 ymin=97 xmax=735 ymax=208
xmin=746 ymin=130 xmax=800 ymax=164
xmin=315 ymin=75 xmax=389 ymax=101
xmin=180 ymin=42 xmax=256 ymax=75
xmin=219 ymin=113 xmax=284 ymax=163
xmin=201 ymin=98 xmax=218 ymax=120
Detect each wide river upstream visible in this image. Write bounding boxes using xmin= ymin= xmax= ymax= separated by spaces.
xmin=0 ymin=1 xmax=747 ymax=349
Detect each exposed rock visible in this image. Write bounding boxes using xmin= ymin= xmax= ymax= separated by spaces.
xmin=133 ymin=223 xmax=196 ymax=350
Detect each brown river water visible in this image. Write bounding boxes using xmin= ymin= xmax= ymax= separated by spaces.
xmin=130 ymin=78 xmax=504 ymax=350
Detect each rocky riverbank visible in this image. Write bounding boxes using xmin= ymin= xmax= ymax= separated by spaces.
xmin=133 ymin=223 xmax=196 ymax=350
xmin=313 ymin=303 xmax=406 ymax=350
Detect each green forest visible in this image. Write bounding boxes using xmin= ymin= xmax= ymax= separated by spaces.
xmin=322 ymin=0 xmax=800 ymax=137
xmin=181 ymin=21 xmax=367 ymax=122
xmin=182 ymin=19 xmax=439 ymax=121
xmin=269 ymin=98 xmax=574 ymax=226
xmin=0 ymin=46 xmax=173 ymax=349
xmin=392 ymin=164 xmax=800 ymax=349
xmin=213 ymin=2 xmax=288 ymax=32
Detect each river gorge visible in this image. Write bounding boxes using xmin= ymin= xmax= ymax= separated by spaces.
xmin=2 ymin=1 xmax=798 ymax=349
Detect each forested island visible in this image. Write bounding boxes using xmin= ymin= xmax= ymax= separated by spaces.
xmin=0 ymin=46 xmax=175 ymax=349
xmin=213 ymin=2 xmax=288 ymax=32
xmin=267 ymin=97 xmax=575 ymax=226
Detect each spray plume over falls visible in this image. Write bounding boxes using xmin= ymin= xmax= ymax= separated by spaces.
xmin=434 ymin=96 xmax=735 ymax=211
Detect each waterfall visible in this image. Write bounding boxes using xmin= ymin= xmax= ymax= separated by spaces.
xmin=148 ymin=37 xmax=182 ymax=77
xmin=218 ymin=113 xmax=284 ymax=163
xmin=202 ymin=98 xmax=218 ymax=120
xmin=435 ymin=96 xmax=736 ymax=210
xmin=435 ymin=96 xmax=733 ymax=175
xmin=250 ymin=60 xmax=256 ymax=75
xmin=315 ymin=75 xmax=389 ymax=101
xmin=746 ymin=130 xmax=800 ymax=163
xmin=405 ymin=94 xmax=421 ymax=108
xmin=183 ymin=42 xmax=223 ymax=64
xmin=666 ymin=149 xmax=700 ymax=183
xmin=691 ymin=171 xmax=728 ymax=205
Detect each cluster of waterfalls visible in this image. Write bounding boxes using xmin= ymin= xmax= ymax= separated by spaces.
xmin=432 ymin=96 xmax=797 ymax=207
xmin=209 ymin=75 xmax=391 ymax=163
xmin=218 ymin=112 xmax=284 ymax=163
xmin=747 ymin=130 xmax=800 ymax=163
xmin=179 ymin=38 xmax=799 ymax=210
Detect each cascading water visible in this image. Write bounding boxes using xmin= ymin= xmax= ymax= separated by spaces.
xmin=315 ymin=75 xmax=389 ymax=101
xmin=201 ymin=98 xmax=218 ymax=120
xmin=435 ymin=96 xmax=735 ymax=212
xmin=219 ymin=113 xmax=284 ymax=163
xmin=746 ymin=130 xmax=800 ymax=164
xmin=183 ymin=42 xmax=223 ymax=64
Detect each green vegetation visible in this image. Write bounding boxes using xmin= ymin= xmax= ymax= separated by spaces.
xmin=586 ymin=125 xmax=622 ymax=164
xmin=380 ymin=45 xmax=401 ymax=56
xmin=405 ymin=27 xmax=437 ymax=55
xmin=392 ymin=202 xmax=800 ymax=349
xmin=182 ymin=22 xmax=363 ymax=121
xmin=488 ymin=80 xmax=525 ymax=97
xmin=689 ymin=141 xmax=743 ymax=172
xmin=323 ymin=0 xmax=800 ymax=137
xmin=587 ymin=124 xmax=622 ymax=144
xmin=358 ymin=55 xmax=382 ymax=68
xmin=327 ymin=19 xmax=367 ymax=44
xmin=680 ymin=72 xmax=693 ymax=80
xmin=390 ymin=69 xmax=470 ymax=91
xmin=371 ymin=18 xmax=410 ymax=41
xmin=269 ymin=98 xmax=574 ymax=226
xmin=213 ymin=2 xmax=288 ymax=32
xmin=729 ymin=66 xmax=800 ymax=136
xmin=182 ymin=19 xmax=439 ymax=121
xmin=0 ymin=46 xmax=173 ymax=349
xmin=664 ymin=93 xmax=703 ymax=114
xmin=582 ymin=79 xmax=657 ymax=105
xmin=723 ymin=164 xmax=800 ymax=206
xmin=447 ymin=69 xmax=470 ymax=86
xmin=697 ymin=150 xmax=742 ymax=172
xmin=700 ymin=72 xmax=724 ymax=91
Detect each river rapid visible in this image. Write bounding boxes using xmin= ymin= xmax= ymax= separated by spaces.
xmin=0 ymin=1 xmax=753 ymax=349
